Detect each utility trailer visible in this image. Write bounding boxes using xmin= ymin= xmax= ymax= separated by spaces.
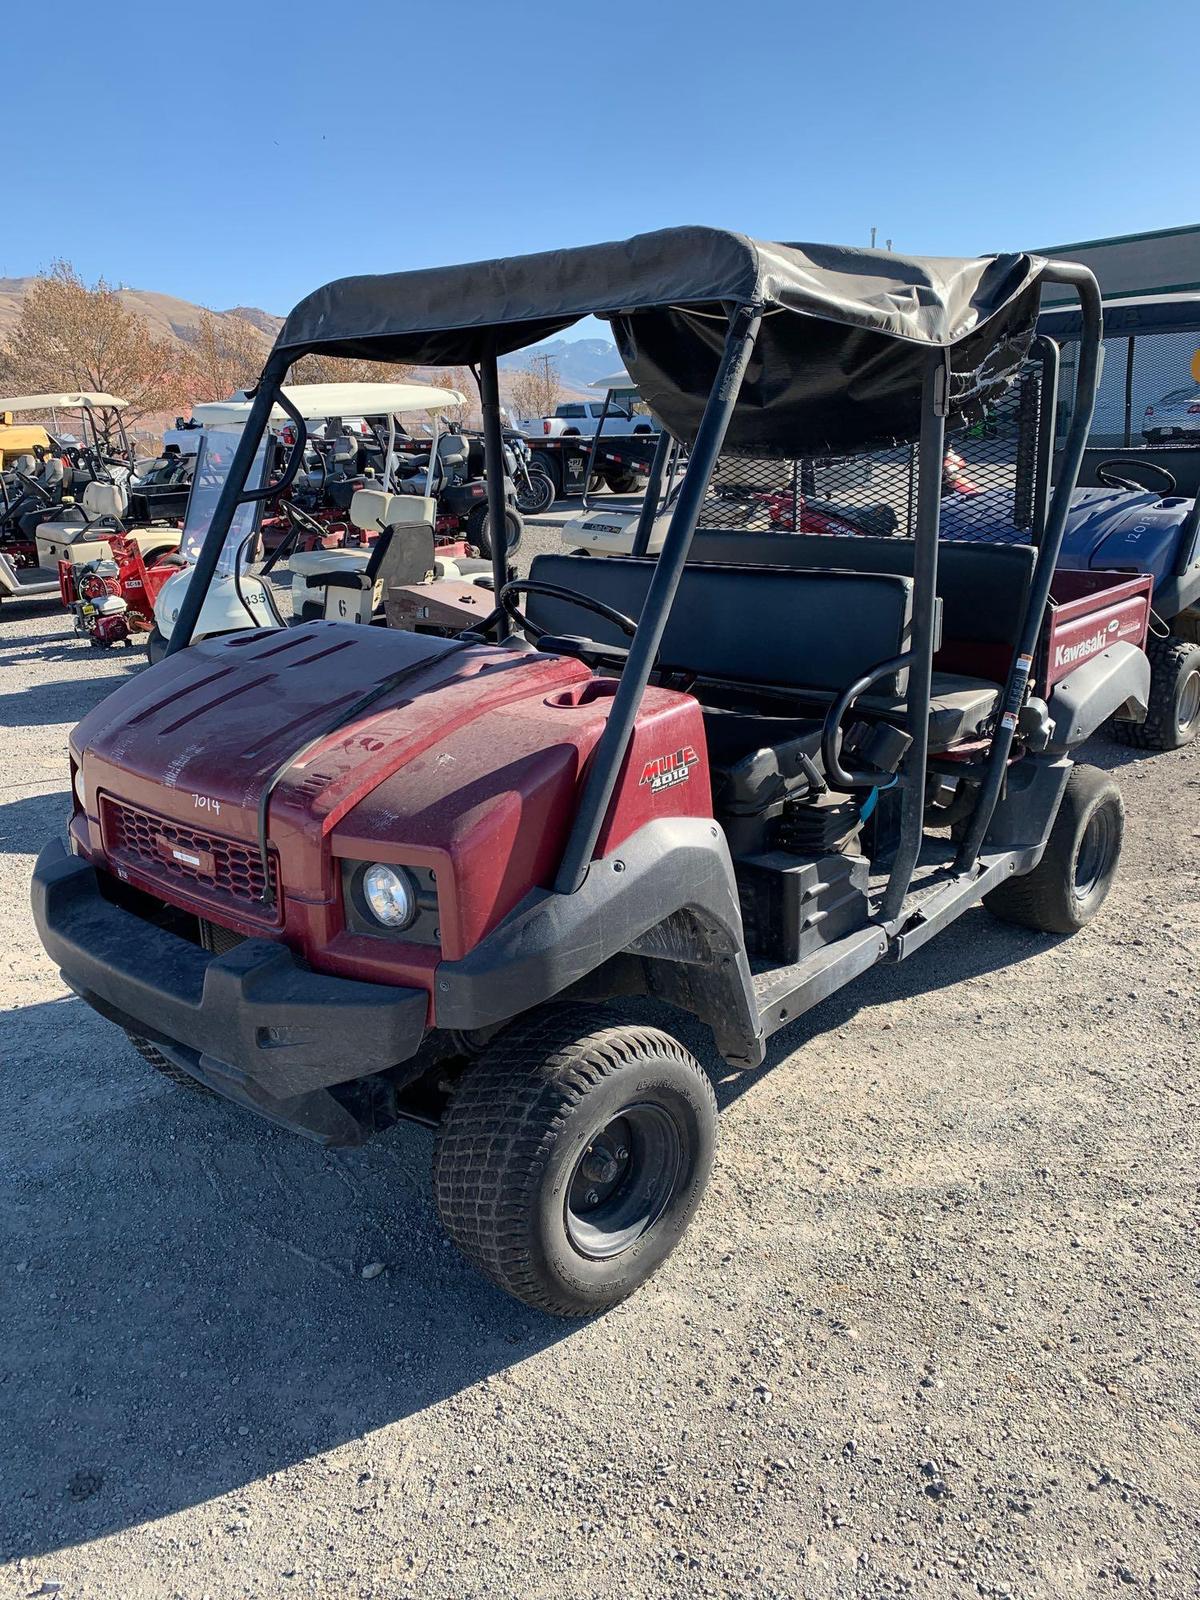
xmin=33 ymin=228 xmax=1148 ymax=1318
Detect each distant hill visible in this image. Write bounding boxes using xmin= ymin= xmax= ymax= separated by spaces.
xmin=0 ymin=273 xmax=615 ymax=415
xmin=0 ymin=276 xmax=280 ymax=354
xmin=499 ymin=335 xmax=619 ymax=389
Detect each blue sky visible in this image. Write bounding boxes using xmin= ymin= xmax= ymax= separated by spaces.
xmin=5 ymin=0 xmax=1196 ymax=321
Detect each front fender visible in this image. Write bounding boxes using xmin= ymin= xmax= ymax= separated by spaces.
xmin=433 ymin=816 xmax=764 ymax=1067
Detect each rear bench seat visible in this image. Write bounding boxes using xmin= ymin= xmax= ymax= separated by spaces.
xmin=526 ymin=549 xmax=1005 ymax=751
xmin=526 ymin=553 xmax=916 ymax=698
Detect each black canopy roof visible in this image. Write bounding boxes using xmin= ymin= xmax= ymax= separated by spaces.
xmin=272 ymin=227 xmax=1054 ymax=455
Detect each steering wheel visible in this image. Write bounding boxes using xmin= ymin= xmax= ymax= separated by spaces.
xmin=498 ymin=578 xmax=640 ymax=654
xmin=13 ymin=469 xmax=53 ymax=503
xmin=282 ymin=498 xmax=334 ymax=544
xmin=1096 ymin=458 xmax=1177 ymax=495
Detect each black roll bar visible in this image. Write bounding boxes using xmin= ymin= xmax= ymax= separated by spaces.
xmin=554 ymin=302 xmax=764 ymax=896
xmin=880 ymin=351 xmax=947 ymax=922
xmin=478 ymin=347 xmax=511 ymax=639
xmin=165 ymin=351 xmax=289 ymax=655
xmin=1030 ymin=336 xmax=1060 ymax=543
xmin=630 ymin=429 xmax=674 ymax=559
xmin=953 ymin=262 xmax=1103 ymax=874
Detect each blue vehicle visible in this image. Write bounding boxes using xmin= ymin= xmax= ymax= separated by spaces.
xmin=936 ymin=292 xmax=1200 ymax=750
xmin=942 ymin=456 xmax=1200 ymax=747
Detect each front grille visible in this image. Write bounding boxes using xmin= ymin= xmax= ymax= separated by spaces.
xmin=200 ymin=918 xmax=246 ymax=954
xmin=101 ymin=795 xmax=280 ymax=919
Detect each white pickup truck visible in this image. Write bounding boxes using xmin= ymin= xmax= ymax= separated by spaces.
xmin=529 ymin=399 xmax=659 ymax=438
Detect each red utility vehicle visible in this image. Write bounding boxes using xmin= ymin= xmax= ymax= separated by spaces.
xmin=33 ymin=229 xmax=1149 ymax=1316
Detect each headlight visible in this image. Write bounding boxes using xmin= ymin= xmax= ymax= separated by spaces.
xmin=72 ymin=764 xmax=86 ymax=807
xmin=361 ymin=863 xmax=417 ymax=929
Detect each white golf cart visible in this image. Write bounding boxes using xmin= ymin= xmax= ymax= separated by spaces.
xmin=148 ymin=380 xmax=470 ymax=656
xmin=559 ymin=370 xmax=684 ymax=557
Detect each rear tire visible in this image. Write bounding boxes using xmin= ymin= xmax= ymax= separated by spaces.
xmin=432 ymin=1008 xmax=718 ymax=1317
xmin=466 ymin=504 xmax=523 ymax=559
xmin=983 ymin=764 xmax=1124 ymax=934
xmin=1110 ymin=633 xmax=1200 ymax=750
xmin=604 ymin=470 xmax=639 ymax=495
xmin=531 ymin=453 xmax=561 ymax=499
xmin=124 ymin=1031 xmax=217 ymax=1096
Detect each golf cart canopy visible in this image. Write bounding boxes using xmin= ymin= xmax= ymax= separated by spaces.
xmin=0 ymin=391 xmax=129 ymax=412
xmin=192 ymin=381 xmax=468 ymax=427
xmin=271 ymin=226 xmax=1054 ymax=454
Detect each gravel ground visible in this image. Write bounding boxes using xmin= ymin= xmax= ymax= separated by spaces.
xmin=3 ymin=569 xmax=1199 ymax=1600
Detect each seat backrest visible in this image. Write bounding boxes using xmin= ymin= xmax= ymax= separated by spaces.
xmin=81 ymin=480 xmax=125 ymax=520
xmin=686 ymin=529 xmax=1035 ymax=669
xmin=437 ymin=433 xmax=469 ymax=480
xmin=527 ymin=552 xmax=916 ymax=696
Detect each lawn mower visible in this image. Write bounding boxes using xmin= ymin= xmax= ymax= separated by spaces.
xmin=35 ymin=228 xmax=1149 ymax=1320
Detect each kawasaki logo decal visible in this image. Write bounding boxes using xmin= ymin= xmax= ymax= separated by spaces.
xmin=640 ymin=744 xmax=699 ymax=792
xmin=1053 ymin=619 xmax=1121 ymax=670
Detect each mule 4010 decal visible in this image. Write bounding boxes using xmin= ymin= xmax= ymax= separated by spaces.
xmin=640 ymin=744 xmax=700 ymax=792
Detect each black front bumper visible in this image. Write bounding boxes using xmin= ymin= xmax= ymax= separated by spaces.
xmin=31 ymin=840 xmax=429 ymax=1146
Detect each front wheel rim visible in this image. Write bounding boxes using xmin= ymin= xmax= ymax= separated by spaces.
xmin=1074 ymin=807 xmax=1117 ymax=903
xmin=1176 ymin=668 xmax=1200 ymax=735
xmin=565 ymin=1103 xmax=683 ymax=1260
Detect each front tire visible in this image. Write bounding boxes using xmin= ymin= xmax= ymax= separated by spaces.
xmin=983 ymin=764 xmax=1124 ymax=934
xmin=432 ymin=1008 xmax=718 ymax=1317
xmin=465 ymin=503 xmax=523 ymax=559
xmin=124 ymin=1031 xmax=217 ymax=1096
xmin=514 ymin=470 xmax=555 ymax=515
xmin=1110 ymin=633 xmax=1200 ymax=750
xmin=145 ymin=625 xmax=168 ymax=664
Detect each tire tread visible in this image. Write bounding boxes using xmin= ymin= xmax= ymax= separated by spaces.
xmin=432 ymin=1008 xmax=715 ymax=1316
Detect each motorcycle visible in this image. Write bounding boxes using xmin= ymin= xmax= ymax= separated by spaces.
xmin=507 ymin=432 xmax=555 ymax=515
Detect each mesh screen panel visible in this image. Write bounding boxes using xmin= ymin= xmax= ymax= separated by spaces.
xmin=701 ymin=361 xmax=1048 ymax=546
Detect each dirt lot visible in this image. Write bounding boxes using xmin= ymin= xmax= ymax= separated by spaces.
xmin=3 ymin=572 xmax=1199 ymax=1600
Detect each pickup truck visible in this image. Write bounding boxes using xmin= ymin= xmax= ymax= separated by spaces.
xmin=528 ymin=399 xmax=659 ymax=439
xmin=524 ymin=430 xmax=660 ymax=499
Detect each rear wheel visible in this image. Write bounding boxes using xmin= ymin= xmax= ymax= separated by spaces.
xmin=124 ymin=1031 xmax=217 ymax=1096
xmin=432 ymin=1008 xmax=718 ymax=1316
xmin=983 ymin=764 xmax=1124 ymax=934
xmin=604 ymin=470 xmax=640 ymax=495
xmin=466 ymin=503 xmax=523 ymax=559
xmin=1110 ymin=633 xmax=1200 ymax=750
xmin=531 ymin=453 xmax=561 ymax=499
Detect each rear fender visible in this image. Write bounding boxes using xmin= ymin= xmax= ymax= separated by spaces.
xmin=1045 ymin=641 xmax=1150 ymax=753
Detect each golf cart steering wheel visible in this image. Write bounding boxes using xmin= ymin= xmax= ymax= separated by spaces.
xmin=13 ymin=469 xmax=53 ymax=503
xmin=1096 ymin=458 xmax=1178 ymax=495
xmin=499 ymin=578 xmax=639 ymax=661
xmin=282 ymin=498 xmax=333 ymax=544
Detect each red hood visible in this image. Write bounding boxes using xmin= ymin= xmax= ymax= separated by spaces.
xmin=72 ymin=623 xmax=710 ymax=963
xmin=73 ymin=625 xmax=589 ymax=841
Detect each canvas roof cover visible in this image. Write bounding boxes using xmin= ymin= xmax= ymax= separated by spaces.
xmin=0 ymin=391 xmax=129 ymax=411
xmin=271 ymin=226 xmax=1055 ymax=455
xmin=192 ymin=381 xmax=468 ymax=427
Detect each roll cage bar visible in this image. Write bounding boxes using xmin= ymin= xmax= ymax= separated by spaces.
xmin=166 ymin=256 xmax=1101 ymax=926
